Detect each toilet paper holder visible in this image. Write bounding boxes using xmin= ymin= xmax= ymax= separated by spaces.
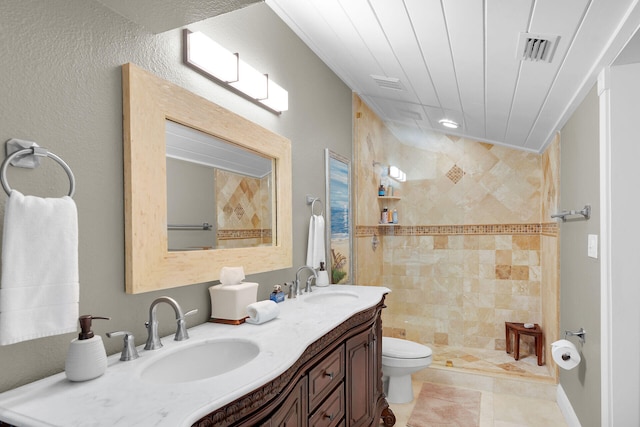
xmin=565 ymin=327 xmax=586 ymax=344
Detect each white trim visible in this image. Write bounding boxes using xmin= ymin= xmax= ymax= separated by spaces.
xmin=598 ymin=67 xmax=613 ymax=427
xmin=557 ymin=384 xmax=582 ymax=427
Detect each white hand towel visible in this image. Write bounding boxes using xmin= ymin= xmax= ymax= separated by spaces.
xmin=306 ymin=215 xmax=326 ymax=269
xmin=245 ymin=300 xmax=279 ymax=325
xmin=0 ymin=190 xmax=79 ymax=345
xmin=220 ymin=266 xmax=245 ymax=285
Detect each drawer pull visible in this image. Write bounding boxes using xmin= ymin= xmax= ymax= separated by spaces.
xmin=324 ymin=413 xmax=336 ymax=421
xmin=324 ymin=371 xmax=334 ymax=379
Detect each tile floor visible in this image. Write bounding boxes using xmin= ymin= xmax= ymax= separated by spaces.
xmin=383 ymin=345 xmax=569 ymax=426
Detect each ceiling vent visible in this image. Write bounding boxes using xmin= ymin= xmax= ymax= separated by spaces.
xmin=517 ymin=33 xmax=559 ymax=63
xmin=371 ymin=75 xmax=405 ymax=91
xmin=398 ymin=109 xmax=422 ymax=121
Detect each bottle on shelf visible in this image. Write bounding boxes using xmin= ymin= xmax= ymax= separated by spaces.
xmin=381 ymin=206 xmax=388 ymax=223
xmin=392 ymin=209 xmax=398 ymax=224
xmin=378 ymin=184 xmax=385 ymax=196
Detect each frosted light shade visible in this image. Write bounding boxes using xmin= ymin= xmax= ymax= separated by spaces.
xmin=184 ymin=29 xmax=288 ymax=113
xmin=187 ymin=31 xmax=238 ymax=83
xmin=260 ymin=78 xmax=289 ymax=112
xmin=230 ymin=58 xmax=268 ymax=100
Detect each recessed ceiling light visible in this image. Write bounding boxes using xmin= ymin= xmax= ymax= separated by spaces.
xmin=439 ymin=119 xmax=459 ymax=129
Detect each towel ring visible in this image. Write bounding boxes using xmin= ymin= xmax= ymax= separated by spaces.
xmin=0 ymin=147 xmax=75 ymax=198
xmin=311 ymin=198 xmax=324 ymax=216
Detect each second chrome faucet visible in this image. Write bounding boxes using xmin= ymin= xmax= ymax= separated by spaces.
xmin=289 ymin=265 xmax=318 ymax=298
xmin=144 ymin=296 xmax=198 ymax=350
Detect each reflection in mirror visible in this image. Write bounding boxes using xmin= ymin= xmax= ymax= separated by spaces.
xmin=165 ymin=120 xmax=274 ymax=251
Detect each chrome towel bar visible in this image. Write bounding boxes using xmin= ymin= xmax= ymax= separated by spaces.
xmin=168 ymin=223 xmax=212 ymax=231
xmin=551 ymin=205 xmax=590 ymax=222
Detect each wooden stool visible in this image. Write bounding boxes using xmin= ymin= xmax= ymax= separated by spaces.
xmin=505 ymin=322 xmax=544 ymax=366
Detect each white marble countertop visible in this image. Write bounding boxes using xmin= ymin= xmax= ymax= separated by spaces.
xmin=0 ymin=285 xmax=389 ymax=427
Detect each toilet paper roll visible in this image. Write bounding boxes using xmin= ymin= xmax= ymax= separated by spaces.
xmin=551 ymin=339 xmax=581 ymax=370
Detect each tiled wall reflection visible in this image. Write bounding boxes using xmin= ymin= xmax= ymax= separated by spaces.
xmin=215 ymin=169 xmax=272 ymax=249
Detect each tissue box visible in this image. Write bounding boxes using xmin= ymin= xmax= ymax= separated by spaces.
xmin=209 ymin=282 xmax=259 ymax=324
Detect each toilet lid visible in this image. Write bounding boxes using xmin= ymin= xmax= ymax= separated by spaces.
xmin=382 ymin=337 xmax=432 ymax=359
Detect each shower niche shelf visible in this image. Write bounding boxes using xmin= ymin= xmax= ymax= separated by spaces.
xmin=378 ymin=196 xmax=401 ymax=226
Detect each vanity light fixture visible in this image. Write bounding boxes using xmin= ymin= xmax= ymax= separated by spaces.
xmin=183 ymin=29 xmax=288 ymax=114
xmin=438 ymin=118 xmax=459 ymax=129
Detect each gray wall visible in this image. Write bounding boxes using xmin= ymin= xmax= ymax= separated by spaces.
xmin=559 ymin=85 xmax=601 ymax=426
xmin=0 ymin=1 xmax=352 ymax=392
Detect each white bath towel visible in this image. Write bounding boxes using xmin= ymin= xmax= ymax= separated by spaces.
xmin=245 ymin=300 xmax=279 ymax=325
xmin=305 ymin=215 xmax=325 ymax=269
xmin=0 ymin=190 xmax=79 ymax=345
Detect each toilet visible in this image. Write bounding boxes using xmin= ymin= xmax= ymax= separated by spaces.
xmin=381 ymin=337 xmax=432 ymax=404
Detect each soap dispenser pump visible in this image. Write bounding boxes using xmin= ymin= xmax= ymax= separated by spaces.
xmin=65 ymin=315 xmax=110 ymax=382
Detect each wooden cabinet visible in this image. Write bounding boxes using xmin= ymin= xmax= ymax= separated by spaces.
xmin=267 ymin=377 xmax=308 ymax=427
xmin=193 ymin=296 xmax=395 ymax=427
xmin=345 ymin=328 xmax=374 ymax=426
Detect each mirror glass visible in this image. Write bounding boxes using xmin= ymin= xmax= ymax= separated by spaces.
xmin=122 ymin=63 xmax=292 ymax=294
xmin=165 ymin=120 xmax=274 ymax=251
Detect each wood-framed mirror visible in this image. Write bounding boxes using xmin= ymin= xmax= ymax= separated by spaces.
xmin=122 ymin=63 xmax=292 ymax=294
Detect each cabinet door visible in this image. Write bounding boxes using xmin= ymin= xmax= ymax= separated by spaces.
xmin=345 ymin=328 xmax=374 ymax=427
xmin=269 ymin=377 xmax=308 ymax=427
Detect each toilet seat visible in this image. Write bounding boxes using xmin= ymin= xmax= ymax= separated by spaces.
xmin=382 ymin=337 xmax=432 ymax=359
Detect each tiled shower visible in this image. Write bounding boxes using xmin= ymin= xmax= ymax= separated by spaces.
xmin=353 ymin=95 xmax=560 ymax=379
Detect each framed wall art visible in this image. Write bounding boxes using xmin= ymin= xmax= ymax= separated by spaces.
xmin=325 ymin=149 xmax=352 ymax=284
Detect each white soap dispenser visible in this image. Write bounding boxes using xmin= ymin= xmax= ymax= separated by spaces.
xmin=316 ymin=262 xmax=329 ymax=287
xmin=65 ymin=315 xmax=110 ymax=382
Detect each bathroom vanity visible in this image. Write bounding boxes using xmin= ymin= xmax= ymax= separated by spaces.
xmin=0 ymin=285 xmax=396 ymax=427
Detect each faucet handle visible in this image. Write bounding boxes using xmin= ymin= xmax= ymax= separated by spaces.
xmin=107 ymin=331 xmax=139 ymax=361
xmin=305 ymin=275 xmax=315 ymax=293
xmin=175 ymin=308 xmax=198 ymax=341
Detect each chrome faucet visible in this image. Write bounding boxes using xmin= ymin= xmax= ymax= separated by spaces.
xmin=295 ymin=265 xmax=318 ymax=295
xmin=144 ymin=296 xmax=198 ymax=350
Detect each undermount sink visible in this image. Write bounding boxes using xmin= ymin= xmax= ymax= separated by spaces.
xmin=140 ymin=339 xmax=259 ymax=384
xmin=304 ymin=291 xmax=359 ymax=305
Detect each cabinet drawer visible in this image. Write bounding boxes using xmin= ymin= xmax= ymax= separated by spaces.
xmin=308 ymin=344 xmax=345 ymax=410
xmin=308 ymin=383 xmax=344 ymax=427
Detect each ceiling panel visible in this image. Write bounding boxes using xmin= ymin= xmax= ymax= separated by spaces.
xmin=369 ymin=0 xmax=441 ymax=109
xmin=484 ymin=0 xmax=533 ymax=143
xmin=524 ymin=0 xmax=635 ymax=149
xmin=408 ymin=0 xmax=461 ymax=111
xmin=340 ymin=1 xmax=422 ymax=104
xmin=440 ymin=0 xmax=486 ymax=138
xmin=505 ymin=0 xmax=590 ymax=145
xmin=266 ymin=0 xmax=639 ymax=152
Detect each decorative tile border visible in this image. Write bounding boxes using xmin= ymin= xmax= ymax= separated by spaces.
xmin=355 ymin=223 xmax=558 ymax=237
xmin=217 ymin=229 xmax=272 ymax=240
